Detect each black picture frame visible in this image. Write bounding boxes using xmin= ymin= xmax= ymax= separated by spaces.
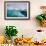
xmin=4 ymin=1 xmax=30 ymax=20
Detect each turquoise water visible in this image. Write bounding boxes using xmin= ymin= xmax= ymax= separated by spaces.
xmin=7 ymin=10 xmax=27 ymax=17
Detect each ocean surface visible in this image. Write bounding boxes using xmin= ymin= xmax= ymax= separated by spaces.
xmin=7 ymin=10 xmax=27 ymax=17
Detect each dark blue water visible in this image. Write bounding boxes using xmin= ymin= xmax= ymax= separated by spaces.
xmin=7 ymin=10 xmax=27 ymax=17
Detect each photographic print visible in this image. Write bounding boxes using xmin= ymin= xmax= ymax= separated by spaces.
xmin=4 ymin=1 xmax=30 ymax=20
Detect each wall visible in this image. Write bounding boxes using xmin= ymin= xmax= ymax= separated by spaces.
xmin=0 ymin=0 xmax=46 ymax=41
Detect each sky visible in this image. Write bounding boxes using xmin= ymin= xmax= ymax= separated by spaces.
xmin=7 ymin=3 xmax=28 ymax=10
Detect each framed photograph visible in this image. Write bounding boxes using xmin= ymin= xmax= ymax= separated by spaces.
xmin=4 ymin=1 xmax=30 ymax=20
